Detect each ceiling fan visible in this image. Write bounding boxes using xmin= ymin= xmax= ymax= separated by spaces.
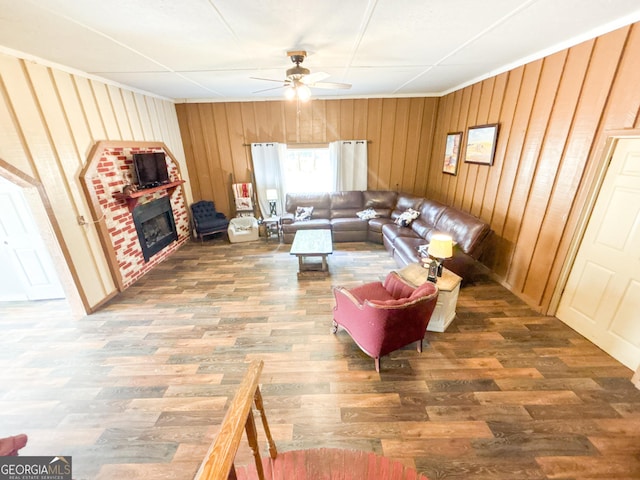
xmin=251 ymin=50 xmax=351 ymax=100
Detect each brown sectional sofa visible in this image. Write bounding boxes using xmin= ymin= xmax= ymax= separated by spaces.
xmin=282 ymin=191 xmax=492 ymax=279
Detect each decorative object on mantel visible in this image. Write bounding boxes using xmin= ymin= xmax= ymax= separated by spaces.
xmin=113 ymin=180 xmax=185 ymax=212
xmin=122 ymin=184 xmax=137 ymax=196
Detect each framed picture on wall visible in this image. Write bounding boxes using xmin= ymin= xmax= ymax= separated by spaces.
xmin=443 ymin=132 xmax=463 ymax=175
xmin=464 ymin=124 xmax=499 ymax=165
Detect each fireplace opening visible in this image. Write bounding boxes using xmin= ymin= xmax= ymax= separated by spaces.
xmin=132 ymin=196 xmax=178 ymax=262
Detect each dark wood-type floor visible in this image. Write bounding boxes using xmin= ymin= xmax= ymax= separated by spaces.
xmin=1 ymin=239 xmax=639 ymax=479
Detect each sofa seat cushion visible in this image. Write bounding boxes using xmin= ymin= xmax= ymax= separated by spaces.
xmin=281 ymin=218 xmax=331 ymax=233
xmin=393 ymin=236 xmax=428 ymax=264
xmin=368 ymin=217 xmax=395 ymax=234
xmin=381 ymin=223 xmax=421 ymax=243
xmin=331 ymin=217 xmax=369 ymax=232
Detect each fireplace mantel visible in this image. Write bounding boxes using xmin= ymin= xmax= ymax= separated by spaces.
xmin=113 ymin=180 xmax=185 ymax=212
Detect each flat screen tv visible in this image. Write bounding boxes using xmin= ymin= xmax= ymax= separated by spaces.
xmin=133 ymin=152 xmax=170 ymax=188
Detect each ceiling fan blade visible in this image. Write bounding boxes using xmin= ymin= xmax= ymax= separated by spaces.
xmin=300 ymin=72 xmax=330 ymax=84
xmin=308 ymin=81 xmax=352 ymax=90
xmin=252 ymin=85 xmax=286 ymax=94
xmin=250 ymin=76 xmax=286 ymax=83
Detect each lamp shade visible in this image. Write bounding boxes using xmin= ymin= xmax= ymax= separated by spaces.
xmin=428 ymin=234 xmax=453 ymax=259
xmin=266 ymin=189 xmax=278 ymax=200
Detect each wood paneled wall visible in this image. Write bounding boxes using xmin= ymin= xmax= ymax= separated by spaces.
xmin=428 ymin=22 xmax=640 ymax=312
xmin=176 ymin=23 xmax=640 ymax=314
xmin=175 ymin=98 xmax=439 ymax=214
xmin=0 ymin=52 xmax=189 ymax=312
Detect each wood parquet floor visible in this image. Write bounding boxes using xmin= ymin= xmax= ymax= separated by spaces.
xmin=1 ymin=239 xmax=639 ymax=479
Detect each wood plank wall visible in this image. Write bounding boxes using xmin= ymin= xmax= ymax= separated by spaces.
xmin=0 ymin=52 xmax=189 ymax=312
xmin=175 ymin=98 xmax=440 ymax=214
xmin=429 ymin=22 xmax=640 ymax=313
xmin=176 ymin=22 xmax=640 ymax=314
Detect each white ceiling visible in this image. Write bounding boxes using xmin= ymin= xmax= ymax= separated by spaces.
xmin=1 ymin=0 xmax=639 ymax=103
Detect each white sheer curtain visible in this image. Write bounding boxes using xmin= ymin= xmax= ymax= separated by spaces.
xmin=251 ymin=143 xmax=286 ymax=218
xmin=330 ymin=140 xmax=368 ymax=191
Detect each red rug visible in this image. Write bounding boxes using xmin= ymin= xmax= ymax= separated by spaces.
xmin=235 ymin=448 xmax=429 ymax=479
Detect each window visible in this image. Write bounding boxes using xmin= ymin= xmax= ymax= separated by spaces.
xmin=281 ymin=147 xmax=332 ymax=193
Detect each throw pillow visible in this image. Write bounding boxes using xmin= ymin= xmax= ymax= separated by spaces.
xmin=394 ymin=208 xmax=420 ymax=227
xmin=295 ymin=206 xmax=314 ymax=221
xmin=356 ymin=208 xmax=378 ymax=220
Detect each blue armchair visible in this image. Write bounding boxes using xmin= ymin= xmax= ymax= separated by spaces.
xmin=191 ymin=200 xmax=229 ymax=241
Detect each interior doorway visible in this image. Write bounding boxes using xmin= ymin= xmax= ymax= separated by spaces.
xmin=556 ymin=137 xmax=640 ymax=371
xmin=0 ymin=162 xmax=84 ymax=317
xmin=0 ymin=176 xmax=65 ymax=301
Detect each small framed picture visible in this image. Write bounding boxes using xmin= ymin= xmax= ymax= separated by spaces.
xmin=443 ymin=132 xmax=463 ymax=175
xmin=464 ymin=124 xmax=499 ymax=166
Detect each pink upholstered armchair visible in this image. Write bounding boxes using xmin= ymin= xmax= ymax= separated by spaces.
xmin=332 ymin=272 xmax=439 ymax=372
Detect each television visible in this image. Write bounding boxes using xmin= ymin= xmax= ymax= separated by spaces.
xmin=132 ymin=152 xmax=170 ymax=188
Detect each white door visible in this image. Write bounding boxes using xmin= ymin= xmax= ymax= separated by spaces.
xmin=557 ymin=138 xmax=640 ymax=371
xmin=0 ymin=179 xmax=65 ymax=301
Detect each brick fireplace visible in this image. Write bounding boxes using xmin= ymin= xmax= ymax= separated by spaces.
xmin=82 ymin=142 xmax=190 ymax=290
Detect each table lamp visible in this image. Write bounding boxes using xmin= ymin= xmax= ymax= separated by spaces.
xmin=427 ymin=234 xmax=453 ymax=277
xmin=266 ymin=189 xmax=278 ymax=216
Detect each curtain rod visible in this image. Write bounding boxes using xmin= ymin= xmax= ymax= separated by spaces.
xmin=242 ymin=140 xmax=372 ymax=147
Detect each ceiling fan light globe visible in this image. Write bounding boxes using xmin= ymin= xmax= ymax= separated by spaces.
xmin=284 ymin=86 xmax=296 ymax=100
xmin=297 ymin=85 xmax=311 ymax=102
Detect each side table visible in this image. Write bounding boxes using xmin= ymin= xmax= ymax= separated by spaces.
xmin=397 ymin=263 xmax=462 ymax=332
xmin=263 ymin=216 xmax=281 ymax=243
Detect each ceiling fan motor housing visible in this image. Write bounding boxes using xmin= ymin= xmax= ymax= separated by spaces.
xmin=286 ymin=65 xmax=310 ymax=78
xmin=287 ymin=51 xmax=309 ymax=79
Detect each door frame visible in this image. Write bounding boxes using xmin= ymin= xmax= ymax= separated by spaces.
xmin=0 ymin=160 xmax=86 ymax=317
xmin=549 ymin=129 xmax=640 ymax=314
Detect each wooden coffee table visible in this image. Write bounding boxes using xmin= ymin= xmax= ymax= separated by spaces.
xmin=290 ymin=229 xmax=333 ymax=278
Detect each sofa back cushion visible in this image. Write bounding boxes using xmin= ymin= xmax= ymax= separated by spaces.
xmin=411 ymin=199 xmax=447 ymax=238
xmin=391 ymin=194 xmax=424 ymax=221
xmin=285 ymin=192 xmax=331 ymax=219
xmin=330 ymin=191 xmax=364 ymax=218
xmin=434 ymin=207 xmax=491 ymax=256
xmin=363 ymin=190 xmax=397 ymax=217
